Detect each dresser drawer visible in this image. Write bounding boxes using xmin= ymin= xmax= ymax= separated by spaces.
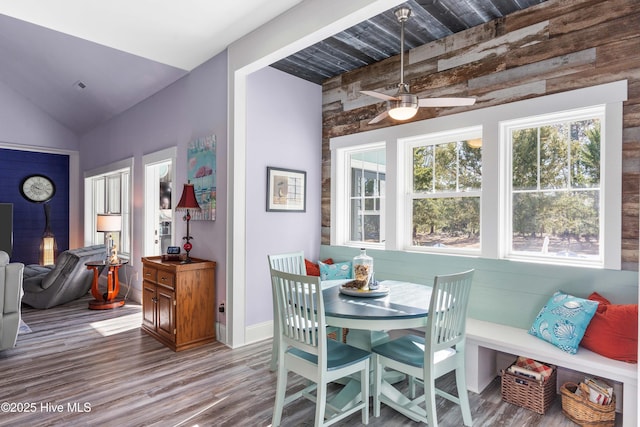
xmin=157 ymin=270 xmax=175 ymax=288
xmin=143 ymin=266 xmax=157 ymax=282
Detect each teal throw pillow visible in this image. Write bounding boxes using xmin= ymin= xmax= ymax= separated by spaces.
xmin=318 ymin=260 xmax=352 ymax=281
xmin=528 ymin=291 xmax=599 ymax=354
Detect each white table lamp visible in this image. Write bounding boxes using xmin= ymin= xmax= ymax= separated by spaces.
xmin=96 ymin=213 xmax=121 ymax=262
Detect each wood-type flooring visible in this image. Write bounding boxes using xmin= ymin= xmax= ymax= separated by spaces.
xmin=0 ymin=296 xmax=621 ymax=426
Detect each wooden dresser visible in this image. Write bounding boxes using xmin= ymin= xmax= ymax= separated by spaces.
xmin=141 ymin=256 xmax=216 ymax=351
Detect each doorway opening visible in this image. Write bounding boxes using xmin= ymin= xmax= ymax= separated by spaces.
xmin=143 ymin=148 xmax=177 ymax=257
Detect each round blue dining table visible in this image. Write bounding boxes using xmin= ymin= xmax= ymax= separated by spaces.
xmin=321 ymin=279 xmax=433 ymax=410
xmin=322 ymin=279 xmax=432 ymax=333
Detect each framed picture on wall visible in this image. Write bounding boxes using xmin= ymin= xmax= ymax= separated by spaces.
xmin=266 ymin=167 xmax=306 ymax=212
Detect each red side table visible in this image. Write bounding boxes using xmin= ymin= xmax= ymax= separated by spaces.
xmin=86 ymin=260 xmax=129 ymax=309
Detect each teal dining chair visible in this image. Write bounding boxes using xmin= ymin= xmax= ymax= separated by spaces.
xmin=268 ymin=252 xmax=342 ymax=371
xmin=271 ymin=269 xmax=371 ymax=426
xmin=268 ymin=252 xmax=307 ymax=371
xmin=372 ymin=269 xmax=474 ymax=426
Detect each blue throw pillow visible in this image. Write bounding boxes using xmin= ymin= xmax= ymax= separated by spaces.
xmin=318 ymin=260 xmax=352 ymax=280
xmin=528 ymin=291 xmax=599 ymax=354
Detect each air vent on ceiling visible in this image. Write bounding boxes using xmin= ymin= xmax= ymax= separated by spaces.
xmin=73 ymin=80 xmax=87 ymax=90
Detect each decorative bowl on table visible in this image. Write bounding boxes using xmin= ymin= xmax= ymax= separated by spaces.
xmin=339 ymin=279 xmax=389 ymax=297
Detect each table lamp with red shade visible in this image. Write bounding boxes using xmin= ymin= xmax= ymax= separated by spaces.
xmin=175 ymin=182 xmax=200 ymax=263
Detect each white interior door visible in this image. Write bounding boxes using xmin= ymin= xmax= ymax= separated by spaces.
xmin=143 ymin=148 xmax=177 ymax=257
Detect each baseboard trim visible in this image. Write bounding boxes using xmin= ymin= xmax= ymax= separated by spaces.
xmin=216 ymin=322 xmax=227 ymax=344
xmin=245 ymin=320 xmax=273 ymax=346
xmin=214 ymin=321 xmax=272 ymax=347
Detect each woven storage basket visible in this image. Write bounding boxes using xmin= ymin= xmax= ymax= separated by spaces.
xmin=501 ymin=367 xmax=557 ymax=414
xmin=560 ymin=382 xmax=615 ymax=427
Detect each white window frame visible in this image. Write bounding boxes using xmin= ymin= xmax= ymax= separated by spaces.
xmin=84 ymin=158 xmax=134 ymax=259
xmin=402 ymin=126 xmax=483 ymax=255
xmin=501 ymin=106 xmax=606 ymax=266
xmin=332 ymin=141 xmax=386 ymax=249
xmin=330 ymin=80 xmax=626 ymax=269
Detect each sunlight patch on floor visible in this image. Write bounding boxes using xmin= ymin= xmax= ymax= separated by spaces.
xmin=89 ymin=313 xmax=141 ymax=336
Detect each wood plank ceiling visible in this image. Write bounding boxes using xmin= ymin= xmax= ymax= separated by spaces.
xmin=271 ymin=0 xmax=548 ymax=84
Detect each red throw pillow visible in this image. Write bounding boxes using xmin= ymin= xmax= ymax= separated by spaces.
xmin=305 ymin=258 xmax=333 ymax=276
xmin=587 ymin=291 xmax=610 ymax=313
xmin=581 ymin=293 xmax=638 ymax=363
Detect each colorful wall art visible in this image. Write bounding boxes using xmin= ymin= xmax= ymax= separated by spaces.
xmin=187 ymin=134 xmax=216 ymax=220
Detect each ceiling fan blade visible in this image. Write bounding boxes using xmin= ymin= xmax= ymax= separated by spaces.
xmin=360 ymin=90 xmax=398 ymax=102
xmin=368 ymin=111 xmax=389 ymax=124
xmin=418 ymin=97 xmax=476 ymax=107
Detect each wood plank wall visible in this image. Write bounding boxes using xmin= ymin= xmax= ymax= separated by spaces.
xmin=321 ymin=0 xmax=640 ymax=270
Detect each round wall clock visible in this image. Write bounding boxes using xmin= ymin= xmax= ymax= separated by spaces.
xmin=20 ymin=174 xmax=56 ymax=203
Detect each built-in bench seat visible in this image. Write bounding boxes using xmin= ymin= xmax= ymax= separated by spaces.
xmin=318 ymin=245 xmax=638 ymax=424
xmin=465 ymin=318 xmax=637 ymax=426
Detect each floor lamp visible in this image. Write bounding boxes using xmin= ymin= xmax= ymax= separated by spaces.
xmin=175 ymin=182 xmax=201 ymax=263
xmin=40 ymin=203 xmax=57 ymax=265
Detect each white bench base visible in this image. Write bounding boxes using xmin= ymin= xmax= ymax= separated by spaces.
xmin=465 ymin=318 xmax=637 ymax=426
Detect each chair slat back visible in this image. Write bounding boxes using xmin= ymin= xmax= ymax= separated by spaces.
xmin=426 ymin=269 xmax=474 ymax=354
xmin=271 ymin=270 xmax=326 ymax=362
xmin=267 ymin=252 xmax=308 ymax=372
xmin=268 ymin=252 xmax=306 ymax=275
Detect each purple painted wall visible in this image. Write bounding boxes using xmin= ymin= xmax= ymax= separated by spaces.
xmin=79 ymin=52 xmax=228 ymax=308
xmin=245 ymin=66 xmax=322 ymax=326
xmin=0 ymin=80 xmax=79 ymax=150
xmin=0 ymin=80 xmax=78 ymax=263
xmin=0 ymin=47 xmax=322 ymax=330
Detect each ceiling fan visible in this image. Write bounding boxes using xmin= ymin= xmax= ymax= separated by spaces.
xmin=361 ymin=7 xmax=476 ymax=124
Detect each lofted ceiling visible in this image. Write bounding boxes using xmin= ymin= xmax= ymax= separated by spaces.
xmin=0 ymin=0 xmax=304 ymax=136
xmin=0 ymin=0 xmax=546 ymax=136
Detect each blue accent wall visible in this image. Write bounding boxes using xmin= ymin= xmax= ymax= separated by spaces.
xmin=0 ymin=149 xmax=69 ymax=264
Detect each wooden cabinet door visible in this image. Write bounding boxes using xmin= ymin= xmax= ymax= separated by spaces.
xmin=156 ymin=286 xmax=175 ymax=343
xmin=142 ymin=281 xmax=157 ymax=330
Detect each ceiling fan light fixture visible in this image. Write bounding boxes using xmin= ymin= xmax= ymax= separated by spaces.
xmin=388 ymin=105 xmax=418 ymax=121
xmin=466 ymin=138 xmax=483 ymax=148
xmin=388 ymin=93 xmax=418 ymax=120
xmin=362 ymin=6 xmax=475 ymax=125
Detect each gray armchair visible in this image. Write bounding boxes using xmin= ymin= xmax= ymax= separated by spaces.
xmin=22 ymin=244 xmax=107 ymax=309
xmin=0 ymin=251 xmax=24 ymax=351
